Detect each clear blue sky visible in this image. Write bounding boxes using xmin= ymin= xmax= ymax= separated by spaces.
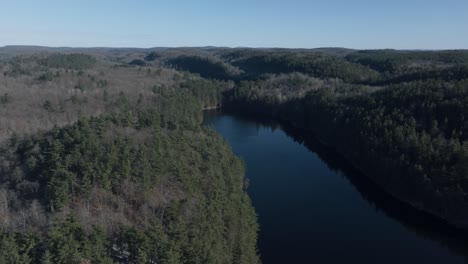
xmin=0 ymin=0 xmax=467 ymax=49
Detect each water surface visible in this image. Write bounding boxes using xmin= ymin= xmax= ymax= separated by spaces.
xmin=204 ymin=111 xmax=468 ymax=264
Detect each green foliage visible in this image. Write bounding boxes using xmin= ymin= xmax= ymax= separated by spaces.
xmin=144 ymin=52 xmax=160 ymax=61
xmin=179 ymin=78 xmax=233 ymax=108
xmin=231 ymin=51 xmax=379 ymax=82
xmin=47 ymin=215 xmax=87 ymax=263
xmin=0 ymin=231 xmax=38 ymax=264
xmin=346 ymin=49 xmax=468 ymax=73
xmin=41 ymin=54 xmax=96 ymax=70
xmin=226 ymin=71 xmax=468 ymax=225
xmin=4 ymin=46 xmax=468 ymax=263
xmin=168 ymin=55 xmax=240 ymax=81
xmin=0 ymin=91 xmax=259 ymax=262
xmin=0 ymin=232 xmax=21 ymax=263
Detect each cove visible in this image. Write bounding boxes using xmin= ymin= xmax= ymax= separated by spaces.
xmin=203 ymin=110 xmax=468 ymax=264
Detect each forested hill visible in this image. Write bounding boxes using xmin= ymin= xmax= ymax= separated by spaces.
xmin=76 ymin=45 xmax=467 ymax=229
xmin=0 ymin=52 xmax=258 ymax=263
xmin=1 ymin=46 xmax=468 ymax=262
xmin=214 ymin=49 xmax=468 ymax=229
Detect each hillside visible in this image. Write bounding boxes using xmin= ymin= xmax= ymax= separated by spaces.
xmin=1 ymin=46 xmax=468 ymax=263
xmin=0 ymin=51 xmax=258 ymax=263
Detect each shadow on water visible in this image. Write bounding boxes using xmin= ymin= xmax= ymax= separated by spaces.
xmin=207 ymin=109 xmax=468 ymax=263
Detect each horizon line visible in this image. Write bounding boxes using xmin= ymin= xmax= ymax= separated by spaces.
xmin=1 ymin=44 xmax=467 ymax=52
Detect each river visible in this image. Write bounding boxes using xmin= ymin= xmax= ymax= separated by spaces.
xmin=203 ymin=110 xmax=468 ymax=264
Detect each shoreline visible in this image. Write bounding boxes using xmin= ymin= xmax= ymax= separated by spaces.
xmin=215 ymin=107 xmax=468 ymax=232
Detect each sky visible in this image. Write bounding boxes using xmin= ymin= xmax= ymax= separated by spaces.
xmin=0 ymin=0 xmax=467 ymax=49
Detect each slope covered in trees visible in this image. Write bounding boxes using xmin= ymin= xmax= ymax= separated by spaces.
xmin=0 ymin=51 xmax=259 ymax=263
xmin=1 ymin=46 xmax=468 ymax=262
xmin=40 ymin=54 xmax=97 ymax=70
xmin=222 ymin=50 xmax=468 ymax=228
xmin=130 ymin=46 xmax=468 ymax=227
xmin=167 ymin=55 xmax=241 ymax=81
xmin=0 ymin=103 xmax=258 ymax=263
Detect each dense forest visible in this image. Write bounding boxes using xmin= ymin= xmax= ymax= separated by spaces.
xmin=1 ymin=46 xmax=468 ymax=263
xmin=0 ymin=51 xmax=258 ymax=263
xmin=217 ymin=49 xmax=468 ymax=227
xmin=121 ymin=45 xmax=468 ymax=228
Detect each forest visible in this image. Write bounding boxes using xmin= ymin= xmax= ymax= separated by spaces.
xmin=0 ymin=46 xmax=468 ymax=263
xmin=218 ymin=49 xmax=468 ymax=227
xmin=0 ymin=50 xmax=258 ymax=263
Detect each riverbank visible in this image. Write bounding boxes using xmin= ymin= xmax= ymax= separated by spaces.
xmin=204 ymin=110 xmax=468 ymax=264
xmin=221 ymin=107 xmax=468 ymax=231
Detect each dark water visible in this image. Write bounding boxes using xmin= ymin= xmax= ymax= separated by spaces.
xmin=203 ymin=111 xmax=468 ymax=264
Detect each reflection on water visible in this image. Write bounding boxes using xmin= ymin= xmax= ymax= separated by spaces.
xmin=203 ymin=110 xmax=468 ymax=264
